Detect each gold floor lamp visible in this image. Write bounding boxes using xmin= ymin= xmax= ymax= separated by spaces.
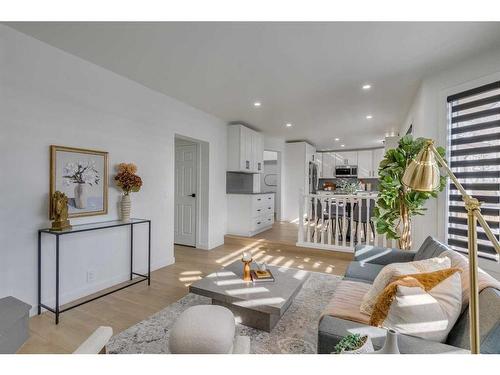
xmin=401 ymin=139 xmax=500 ymax=354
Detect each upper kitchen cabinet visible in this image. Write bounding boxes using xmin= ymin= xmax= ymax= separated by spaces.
xmin=227 ymin=124 xmax=263 ymax=173
xmin=372 ymin=148 xmax=385 ymax=178
xmin=252 ymin=131 xmax=264 ymax=173
xmin=334 ymin=151 xmax=358 ymax=166
xmin=357 ymin=150 xmax=373 ymax=178
xmin=322 ymin=152 xmax=336 ymax=178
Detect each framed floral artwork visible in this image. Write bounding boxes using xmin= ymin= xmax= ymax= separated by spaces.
xmin=50 ymin=145 xmax=108 ymax=218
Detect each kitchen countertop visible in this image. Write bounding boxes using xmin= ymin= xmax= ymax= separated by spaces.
xmin=226 ymin=192 xmax=275 ymax=195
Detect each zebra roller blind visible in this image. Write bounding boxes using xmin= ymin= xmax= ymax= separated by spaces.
xmin=447 ymin=80 xmax=500 ymax=260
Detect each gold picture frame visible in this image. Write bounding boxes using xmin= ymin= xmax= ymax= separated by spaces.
xmin=50 ymin=145 xmax=108 ymax=219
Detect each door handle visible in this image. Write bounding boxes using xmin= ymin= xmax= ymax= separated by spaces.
xmin=189 ymin=193 xmax=196 ymax=198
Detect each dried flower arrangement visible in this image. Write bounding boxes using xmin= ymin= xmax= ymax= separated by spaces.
xmin=114 ymin=163 xmax=143 ymax=195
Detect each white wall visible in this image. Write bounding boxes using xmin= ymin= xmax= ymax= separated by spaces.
xmin=400 ymin=48 xmax=500 ymax=277
xmin=0 ymin=26 xmax=227 ymax=314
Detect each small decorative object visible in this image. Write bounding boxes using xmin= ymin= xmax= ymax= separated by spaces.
xmin=50 ymin=191 xmax=71 ymax=231
xmin=50 ymin=145 xmax=108 ymax=218
xmin=255 ymin=261 xmax=267 ymax=272
xmin=241 ymin=251 xmax=253 ymax=282
xmin=114 ymin=163 xmax=143 ymax=221
xmin=250 ymin=269 xmax=275 ymax=283
xmin=374 ymin=328 xmax=400 ymax=354
xmin=333 ymin=333 xmax=374 ymax=354
xmin=372 ymin=135 xmax=446 ymax=250
xmin=337 ymin=179 xmax=361 ymax=195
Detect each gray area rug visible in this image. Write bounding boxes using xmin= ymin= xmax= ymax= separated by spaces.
xmin=107 ymin=271 xmax=341 ymax=354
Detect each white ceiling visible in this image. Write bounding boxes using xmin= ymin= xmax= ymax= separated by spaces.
xmin=7 ymin=22 xmax=500 ymax=150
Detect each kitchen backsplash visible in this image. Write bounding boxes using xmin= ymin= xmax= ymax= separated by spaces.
xmin=318 ymin=177 xmax=379 ymax=192
xmin=227 ymin=172 xmax=261 ymax=193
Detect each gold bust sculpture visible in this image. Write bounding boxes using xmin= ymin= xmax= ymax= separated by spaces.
xmin=51 ymin=191 xmax=71 ymax=231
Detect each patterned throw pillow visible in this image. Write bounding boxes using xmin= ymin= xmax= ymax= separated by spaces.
xmin=369 ymin=268 xmax=462 ymax=343
xmin=360 ymin=256 xmax=451 ymax=315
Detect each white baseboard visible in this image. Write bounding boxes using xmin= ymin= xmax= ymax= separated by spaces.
xmin=33 ymin=256 xmax=176 ymax=317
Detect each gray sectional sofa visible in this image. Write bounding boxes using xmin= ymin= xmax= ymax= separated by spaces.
xmin=318 ymin=236 xmax=500 ymax=354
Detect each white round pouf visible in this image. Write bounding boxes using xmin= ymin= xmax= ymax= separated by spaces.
xmin=169 ymin=305 xmax=236 ymax=354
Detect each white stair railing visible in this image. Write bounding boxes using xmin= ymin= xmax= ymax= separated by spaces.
xmin=297 ymin=191 xmax=395 ymax=252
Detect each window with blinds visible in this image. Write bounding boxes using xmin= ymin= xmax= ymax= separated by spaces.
xmin=447 ymin=81 xmax=500 ymax=260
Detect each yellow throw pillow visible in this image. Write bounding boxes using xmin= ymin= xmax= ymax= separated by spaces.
xmin=360 ymin=256 xmax=451 ymax=315
xmin=370 ymin=268 xmax=462 ymax=343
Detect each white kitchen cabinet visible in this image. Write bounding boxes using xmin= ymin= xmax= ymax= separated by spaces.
xmin=372 ymin=148 xmax=385 ymax=178
xmin=253 ymin=131 xmax=264 ymax=173
xmin=227 ymin=124 xmax=263 ymax=173
xmin=322 ymin=152 xmax=336 ymax=178
xmin=334 ymin=151 xmax=358 ymax=166
xmin=227 ymin=193 xmax=275 ymax=236
xmin=357 ymin=150 xmax=372 ymax=178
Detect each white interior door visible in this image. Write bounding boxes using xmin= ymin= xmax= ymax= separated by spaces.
xmin=174 ymin=143 xmax=197 ymax=246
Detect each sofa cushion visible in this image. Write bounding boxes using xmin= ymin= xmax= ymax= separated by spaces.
xmin=360 ymin=256 xmax=451 ymax=315
xmin=345 ymin=261 xmax=384 ymax=283
xmin=441 ymin=249 xmax=500 ymax=308
xmin=446 ymin=287 xmax=500 ymax=353
xmin=414 ymin=236 xmax=449 ymax=261
xmin=370 ymin=268 xmax=463 ymax=343
xmin=321 ymin=280 xmax=371 ymax=325
xmin=318 ymin=315 xmax=469 ymax=354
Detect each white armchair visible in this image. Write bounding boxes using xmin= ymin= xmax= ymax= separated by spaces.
xmin=73 ymin=326 xmax=113 ymax=354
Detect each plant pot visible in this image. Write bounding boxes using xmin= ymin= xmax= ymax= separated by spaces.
xmin=374 ymin=329 xmax=400 ymax=354
xmin=121 ymin=194 xmax=131 ymax=221
xmin=341 ymin=335 xmax=374 ymax=354
xmin=74 ymin=183 xmax=88 ymax=209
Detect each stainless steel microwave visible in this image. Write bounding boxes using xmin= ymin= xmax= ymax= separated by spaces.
xmin=335 ymin=165 xmax=358 ymax=178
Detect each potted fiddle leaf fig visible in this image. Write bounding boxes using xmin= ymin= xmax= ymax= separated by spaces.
xmin=373 ymin=135 xmax=446 ymax=250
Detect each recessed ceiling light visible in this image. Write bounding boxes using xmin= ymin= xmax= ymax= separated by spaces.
xmin=366 ymin=115 xmax=373 ymax=119
xmin=362 ymin=84 xmax=371 ymax=90
xmin=253 ymin=101 xmax=261 ymax=107
xmin=285 ymin=123 xmax=292 ymax=128
xmin=334 ymin=138 xmax=340 ymax=141
xmin=340 ymin=144 xmax=345 ymax=148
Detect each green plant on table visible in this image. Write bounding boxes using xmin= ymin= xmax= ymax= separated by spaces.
xmin=333 ymin=333 xmax=366 ymax=353
xmin=373 ymin=135 xmax=446 ymax=250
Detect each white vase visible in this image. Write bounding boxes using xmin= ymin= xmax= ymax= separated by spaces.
xmin=375 ymin=329 xmax=400 ymax=354
xmin=121 ymin=194 xmax=131 ymax=221
xmin=74 ymin=183 xmax=88 ymax=209
xmin=342 ymin=335 xmax=374 ymax=354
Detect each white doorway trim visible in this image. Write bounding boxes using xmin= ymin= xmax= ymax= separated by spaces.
xmin=174 ymin=134 xmax=210 ymax=249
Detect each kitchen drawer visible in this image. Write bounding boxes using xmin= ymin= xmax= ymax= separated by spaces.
xmin=252 ymin=201 xmax=274 ymax=218
xmin=251 ymin=194 xmax=274 ymax=208
xmin=251 ymin=214 xmax=274 ymax=232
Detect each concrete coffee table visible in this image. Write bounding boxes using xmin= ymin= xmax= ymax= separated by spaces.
xmin=189 ymin=261 xmax=310 ymax=332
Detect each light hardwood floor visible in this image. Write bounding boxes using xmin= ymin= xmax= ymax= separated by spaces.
xmin=19 ymin=223 xmax=352 ymax=354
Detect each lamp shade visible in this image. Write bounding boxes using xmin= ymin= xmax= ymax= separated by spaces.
xmin=402 ymin=146 xmax=440 ymax=192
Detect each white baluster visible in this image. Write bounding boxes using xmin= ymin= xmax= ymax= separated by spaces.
xmin=298 ymin=190 xmax=304 ymax=244
xmin=357 ymin=198 xmax=362 ymax=245
xmin=335 ymin=198 xmax=339 ymax=247
xmin=328 ymin=197 xmax=332 ymax=245
xmin=350 ymin=197 xmax=354 ymax=250
xmin=342 ymin=197 xmax=347 ymax=248
xmin=306 ymin=195 xmax=311 ymax=243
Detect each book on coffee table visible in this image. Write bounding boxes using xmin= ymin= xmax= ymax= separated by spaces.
xmin=251 ymin=269 xmax=275 ymax=283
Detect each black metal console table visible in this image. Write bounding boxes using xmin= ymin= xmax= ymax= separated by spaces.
xmin=38 ymin=218 xmax=151 ymax=324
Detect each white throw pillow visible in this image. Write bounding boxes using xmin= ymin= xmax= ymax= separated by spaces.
xmin=360 ymin=256 xmax=451 ymax=315
xmin=381 ymin=271 xmax=462 ymax=342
